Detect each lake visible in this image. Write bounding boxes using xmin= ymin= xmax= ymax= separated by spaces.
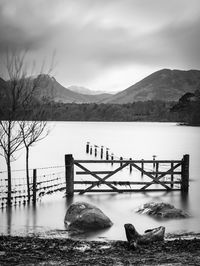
xmin=0 ymin=122 xmax=200 ymax=240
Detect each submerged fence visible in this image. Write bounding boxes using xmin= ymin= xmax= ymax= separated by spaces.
xmin=0 ymin=152 xmax=189 ymax=209
xmin=0 ymin=166 xmax=65 ymax=209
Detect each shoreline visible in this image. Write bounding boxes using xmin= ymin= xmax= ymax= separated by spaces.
xmin=1 ymin=235 xmax=200 ymax=265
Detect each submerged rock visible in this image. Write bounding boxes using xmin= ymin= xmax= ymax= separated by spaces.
xmin=136 ymin=202 xmax=190 ymax=219
xmin=64 ymin=202 xmax=113 ymax=231
xmin=124 ymin=224 xmax=165 ymax=248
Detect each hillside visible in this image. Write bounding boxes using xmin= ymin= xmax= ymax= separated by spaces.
xmin=33 ymin=75 xmax=112 ymax=103
xmin=103 ymin=69 xmax=200 ymax=103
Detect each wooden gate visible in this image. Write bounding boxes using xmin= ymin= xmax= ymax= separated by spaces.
xmin=64 ymin=154 xmax=189 ymax=195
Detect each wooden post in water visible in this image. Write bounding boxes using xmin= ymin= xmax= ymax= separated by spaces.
xmin=129 ymin=158 xmax=132 ymax=173
xmin=153 ymin=155 xmax=156 ymax=169
xmin=141 ymin=159 xmax=144 ymax=177
xmin=86 ymin=142 xmax=90 ymax=154
xmin=33 ymin=169 xmax=37 ymax=205
xmin=111 ymin=154 xmax=114 ymax=166
xmin=171 ymin=162 xmax=174 ymax=188
xmin=120 ymin=157 xmax=123 ymax=167
xmin=106 ymin=148 xmax=109 ymax=160
xmin=94 ymin=145 xmax=97 ymax=157
xmin=65 ymin=154 xmax=74 ymax=196
xmin=101 ymin=146 xmax=103 ymax=159
xmin=155 ymin=162 xmax=159 ymax=179
xmin=181 ymin=154 xmax=189 ymax=193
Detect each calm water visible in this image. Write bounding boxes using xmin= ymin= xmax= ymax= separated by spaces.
xmin=0 ymin=122 xmax=200 ymax=240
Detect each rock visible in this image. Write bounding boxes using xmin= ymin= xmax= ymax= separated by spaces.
xmin=136 ymin=202 xmax=190 ymax=219
xmin=124 ymin=224 xmax=165 ymax=248
xmin=64 ymin=202 xmax=113 ymax=231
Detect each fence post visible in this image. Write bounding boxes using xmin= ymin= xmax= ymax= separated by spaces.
xmin=129 ymin=158 xmax=132 ymax=173
xmin=120 ymin=157 xmax=123 ymax=167
xmin=153 ymin=155 xmax=156 ymax=169
xmin=65 ymin=154 xmax=74 ymax=196
xmin=155 ymin=162 xmax=159 ymax=179
xmin=95 ymin=146 xmax=97 ymax=157
xmin=101 ymin=146 xmax=103 ymax=159
xmin=141 ymin=159 xmax=144 ymax=177
xmin=106 ymin=148 xmax=109 ymax=160
xmin=33 ymin=169 xmax=37 ymax=204
xmin=111 ymin=154 xmax=114 ymax=166
xmin=171 ymin=162 xmax=174 ymax=188
xmin=86 ymin=142 xmax=90 ymax=154
xmin=181 ymin=154 xmax=189 ymax=192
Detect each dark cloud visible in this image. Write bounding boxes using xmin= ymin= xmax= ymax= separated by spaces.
xmin=0 ymin=0 xmax=200 ymax=90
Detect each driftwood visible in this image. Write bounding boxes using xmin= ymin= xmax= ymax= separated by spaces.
xmin=124 ymin=224 xmax=165 ymax=249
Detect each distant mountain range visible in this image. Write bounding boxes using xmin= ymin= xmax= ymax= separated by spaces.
xmin=67 ymin=85 xmax=116 ymax=95
xmin=103 ymin=69 xmax=200 ymax=103
xmin=1 ymin=69 xmax=200 ymax=104
xmin=30 ymin=75 xmax=112 ymax=104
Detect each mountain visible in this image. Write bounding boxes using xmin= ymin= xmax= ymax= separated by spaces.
xmin=67 ymin=85 xmax=114 ymax=95
xmin=34 ymin=75 xmax=112 ymax=103
xmin=103 ymin=69 xmax=200 ymax=103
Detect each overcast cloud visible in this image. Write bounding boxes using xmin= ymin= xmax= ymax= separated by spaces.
xmin=0 ymin=0 xmax=200 ymax=91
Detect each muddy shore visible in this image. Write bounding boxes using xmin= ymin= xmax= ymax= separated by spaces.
xmin=0 ymin=235 xmax=200 ymax=265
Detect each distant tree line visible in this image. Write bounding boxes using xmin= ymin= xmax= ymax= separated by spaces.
xmin=20 ymin=101 xmax=178 ymax=122
xmin=1 ymin=81 xmax=200 ymax=125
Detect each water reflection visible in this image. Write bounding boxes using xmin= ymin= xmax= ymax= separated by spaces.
xmin=0 ymin=189 xmax=196 ymax=241
xmin=180 ymin=191 xmax=189 ymax=210
xmin=65 ymin=195 xmax=74 ymax=208
xmin=6 ymin=207 xmax=12 ymax=235
xmin=0 ymin=122 xmax=199 ymax=240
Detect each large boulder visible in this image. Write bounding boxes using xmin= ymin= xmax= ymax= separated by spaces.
xmin=124 ymin=223 xmax=165 ymax=249
xmin=136 ymin=202 xmax=190 ymax=219
xmin=64 ymin=202 xmax=113 ymax=231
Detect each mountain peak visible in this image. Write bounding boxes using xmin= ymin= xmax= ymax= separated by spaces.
xmin=103 ymin=69 xmax=200 ymax=103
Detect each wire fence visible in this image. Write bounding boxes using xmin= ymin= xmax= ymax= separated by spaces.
xmin=0 ymin=166 xmax=66 ymax=209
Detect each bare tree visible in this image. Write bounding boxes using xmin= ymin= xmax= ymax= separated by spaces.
xmin=19 ymin=120 xmax=49 ymax=199
xmin=0 ymin=121 xmax=24 ymax=204
xmin=0 ymin=50 xmax=54 ymax=204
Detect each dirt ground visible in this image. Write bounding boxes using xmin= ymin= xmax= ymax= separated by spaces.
xmin=0 ymin=235 xmax=200 ymax=265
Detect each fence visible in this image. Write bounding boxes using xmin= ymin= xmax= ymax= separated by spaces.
xmin=0 ymin=153 xmax=189 ymax=208
xmin=0 ymin=166 xmax=65 ymax=209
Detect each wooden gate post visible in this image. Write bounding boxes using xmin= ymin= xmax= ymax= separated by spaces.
xmin=65 ymin=154 xmax=74 ymax=196
xmin=33 ymin=169 xmax=37 ymax=204
xmin=181 ymin=154 xmax=189 ymax=192
xmin=171 ymin=162 xmax=174 ymax=188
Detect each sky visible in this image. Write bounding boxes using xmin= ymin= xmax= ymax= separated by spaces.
xmin=0 ymin=0 xmax=200 ymax=92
